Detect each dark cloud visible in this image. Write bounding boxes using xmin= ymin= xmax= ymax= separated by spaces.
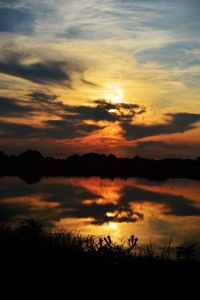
xmin=0 ymin=96 xmax=145 ymax=140
xmin=37 ymin=98 xmax=137 ymax=124
xmin=0 ymin=121 xmax=40 ymax=138
xmin=0 ymin=48 xmax=97 ymax=88
xmin=44 ymin=184 xmax=99 ymax=204
xmin=0 ymin=119 xmax=103 ymax=140
xmin=62 ymin=202 xmax=143 ymax=225
xmin=50 ymin=99 xmax=145 ymax=136
xmin=0 ymin=202 xmax=32 ymax=222
xmin=94 ymin=100 xmax=145 ymax=121
xmin=29 ymin=92 xmax=58 ymax=102
xmin=0 ymin=178 xmax=143 ymax=225
xmin=120 ymin=186 xmax=200 ymax=217
xmin=65 ymin=100 xmax=145 ymax=122
xmin=1 ymin=176 xmax=199 ymax=227
xmin=122 ymin=113 xmax=200 ymax=140
xmin=1 ymin=93 xmax=200 ymax=145
xmin=0 ymin=180 xmax=38 ymax=199
xmin=43 ymin=120 xmax=103 ymax=139
xmin=27 ymin=92 xmax=65 ymax=116
xmin=0 ymin=56 xmax=71 ymax=85
xmin=0 ymin=94 xmax=63 ymax=122
xmin=67 ymin=104 xmax=118 ymax=122
xmin=0 ymin=96 xmax=31 ymax=117
xmin=0 ymin=179 xmax=102 ymax=223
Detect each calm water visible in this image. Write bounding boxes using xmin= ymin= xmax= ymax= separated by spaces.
xmin=0 ymin=176 xmax=200 ymax=245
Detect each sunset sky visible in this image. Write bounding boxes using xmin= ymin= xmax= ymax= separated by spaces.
xmin=0 ymin=0 xmax=200 ymax=158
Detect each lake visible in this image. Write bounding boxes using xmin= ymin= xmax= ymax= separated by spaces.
xmin=0 ymin=176 xmax=200 ymax=245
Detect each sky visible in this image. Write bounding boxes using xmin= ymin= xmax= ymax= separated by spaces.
xmin=0 ymin=0 xmax=200 ymax=158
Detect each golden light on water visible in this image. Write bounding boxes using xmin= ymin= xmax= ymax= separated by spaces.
xmin=1 ymin=176 xmax=200 ymax=245
xmin=106 ymin=212 xmax=115 ymax=217
xmin=108 ymin=222 xmax=118 ymax=230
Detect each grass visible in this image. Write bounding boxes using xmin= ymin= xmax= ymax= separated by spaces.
xmin=1 ymin=218 xmax=200 ymax=294
xmin=0 ymin=219 xmax=198 ymax=264
xmin=1 ymin=219 xmax=199 ymax=295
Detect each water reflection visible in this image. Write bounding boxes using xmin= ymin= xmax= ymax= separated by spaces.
xmin=0 ymin=176 xmax=200 ymax=244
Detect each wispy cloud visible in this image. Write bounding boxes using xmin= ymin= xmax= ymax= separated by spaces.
xmin=0 ymin=0 xmax=200 ymax=157
xmin=0 ymin=50 xmax=90 ymax=87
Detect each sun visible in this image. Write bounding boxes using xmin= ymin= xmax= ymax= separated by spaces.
xmin=103 ymin=83 xmax=124 ymax=103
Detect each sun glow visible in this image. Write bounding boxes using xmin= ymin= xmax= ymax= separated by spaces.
xmin=103 ymin=83 xmax=124 ymax=103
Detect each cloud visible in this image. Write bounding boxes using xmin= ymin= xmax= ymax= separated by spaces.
xmin=0 ymin=0 xmax=199 ymax=159
xmin=0 ymin=121 xmax=40 ymax=138
xmin=0 ymin=202 xmax=32 ymax=222
xmin=0 ymin=178 xmax=143 ymax=225
xmin=0 ymin=96 xmax=31 ymax=117
xmin=0 ymin=119 xmax=103 ymax=140
xmin=120 ymin=185 xmax=200 ymax=217
xmin=0 ymin=6 xmax=34 ymax=34
xmin=0 ymin=94 xmax=62 ymax=121
xmin=61 ymin=202 xmax=143 ymax=225
xmin=122 ymin=113 xmax=200 ymax=140
xmin=44 ymin=100 xmax=145 ymax=139
xmin=1 ymin=176 xmax=200 ymax=227
xmin=65 ymin=100 xmax=145 ymax=122
xmin=0 ymin=48 xmax=98 ymax=88
xmin=1 ymin=93 xmax=200 ymax=158
xmin=0 ymin=0 xmax=24 ymax=9
xmin=29 ymin=92 xmax=58 ymax=102
xmin=0 ymin=96 xmax=146 ymax=140
xmin=94 ymin=100 xmax=146 ymax=121
xmin=0 ymin=56 xmax=71 ymax=86
xmin=44 ymin=120 xmax=103 ymax=139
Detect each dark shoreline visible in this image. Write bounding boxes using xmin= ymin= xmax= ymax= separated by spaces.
xmin=1 ymin=150 xmax=200 ymax=183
